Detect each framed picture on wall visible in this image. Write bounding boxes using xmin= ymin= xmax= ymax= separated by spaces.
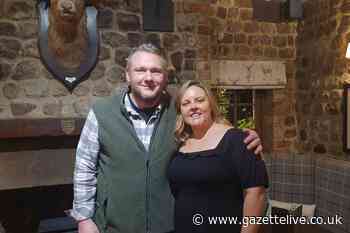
xmin=344 ymin=84 xmax=350 ymax=152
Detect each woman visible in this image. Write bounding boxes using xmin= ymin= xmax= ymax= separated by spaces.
xmin=168 ymin=80 xmax=269 ymax=233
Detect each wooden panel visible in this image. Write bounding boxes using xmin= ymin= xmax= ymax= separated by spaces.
xmin=0 ymin=149 xmax=75 ymax=190
xmin=0 ymin=118 xmax=85 ymax=139
xmin=255 ymin=90 xmax=273 ymax=153
xmin=0 ymin=135 xmax=80 ymax=152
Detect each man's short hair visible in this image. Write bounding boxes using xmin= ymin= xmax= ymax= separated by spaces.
xmin=126 ymin=43 xmax=168 ymax=70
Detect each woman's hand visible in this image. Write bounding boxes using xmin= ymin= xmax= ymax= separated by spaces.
xmin=242 ymin=128 xmax=263 ymax=155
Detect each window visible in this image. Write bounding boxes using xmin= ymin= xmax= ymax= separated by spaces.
xmin=213 ymin=88 xmax=254 ymax=127
xmin=213 ymin=88 xmax=273 ymax=152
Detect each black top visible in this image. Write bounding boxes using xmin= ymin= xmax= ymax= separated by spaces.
xmin=167 ymin=128 xmax=269 ymax=233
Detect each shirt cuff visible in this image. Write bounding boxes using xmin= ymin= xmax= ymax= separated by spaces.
xmin=68 ymin=207 xmax=94 ymax=222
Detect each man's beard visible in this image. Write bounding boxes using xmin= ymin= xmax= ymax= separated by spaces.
xmin=131 ymin=86 xmax=162 ymax=107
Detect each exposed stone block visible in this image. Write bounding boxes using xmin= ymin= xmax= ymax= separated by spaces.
xmin=181 ymin=70 xmax=196 ymax=81
xmin=23 ymin=79 xmax=49 ymax=98
xmin=93 ymin=81 xmax=111 ymax=97
xmin=102 ymin=31 xmax=128 ymax=48
xmin=99 ymin=46 xmax=111 ymax=61
xmin=43 ymin=101 xmax=63 ymax=116
xmin=216 ymin=6 xmax=227 ymax=19
xmin=4 ymin=1 xmax=34 ymax=20
xmin=234 ymin=33 xmax=247 ymax=44
xmin=184 ymin=49 xmax=196 ymax=59
xmin=106 ymin=65 xmax=125 ymax=84
xmin=18 ymin=21 xmax=37 ymax=39
xmin=279 ymin=48 xmax=295 ymax=59
xmin=50 ymin=82 xmax=69 ymax=97
xmin=284 ymin=116 xmax=295 ymax=127
xmin=312 ymin=103 xmax=323 ymax=115
xmin=10 ymin=102 xmax=36 ymax=116
xmin=23 ymin=39 xmax=39 ymax=58
xmin=73 ymin=84 xmax=90 ymax=97
xmin=0 ymin=21 xmax=17 ymax=37
xmin=226 ymin=20 xmax=241 ymax=33
xmin=342 ymin=1 xmax=350 ymax=14
xmin=251 ymin=47 xmax=263 ymax=56
xmin=128 ymin=32 xmax=144 ymax=48
xmin=125 ymin=0 xmax=141 ymax=13
xmin=264 ymin=47 xmax=277 ymax=58
xmin=277 ymin=23 xmax=293 ymax=34
xmin=90 ymin=63 xmax=106 ymax=80
xmin=171 ymin=51 xmax=183 ymax=71
xmin=145 ymin=33 xmax=161 ymax=47
xmin=114 ymin=47 xmax=131 ymax=67
xmin=0 ymin=62 xmax=11 ymax=81
xmin=12 ymin=60 xmax=39 ymax=81
xmin=176 ymin=14 xmax=196 ymax=32
xmin=163 ymin=33 xmax=182 ymax=51
xmin=220 ymin=33 xmax=233 ymax=43
xmin=247 ymin=35 xmax=259 ymax=46
xmin=338 ymin=16 xmax=350 ymax=33
xmin=243 ymin=22 xmax=259 ymax=33
xmin=260 ymin=23 xmax=276 ymax=34
xmin=234 ymin=0 xmax=252 ymax=8
xmin=74 ymin=98 xmax=91 ymax=117
xmin=117 ymin=13 xmax=140 ymax=31
xmin=237 ymin=45 xmax=250 ymax=56
xmin=98 ymin=8 xmax=114 ymax=29
xmin=3 ymin=83 xmax=19 ymax=100
xmin=260 ymin=35 xmax=272 ymax=46
xmin=198 ymin=25 xmax=211 ymax=35
xmin=239 ymin=8 xmax=252 ymax=21
xmin=184 ymin=3 xmax=209 ymax=14
xmin=228 ymin=7 xmax=239 ymax=18
xmin=273 ymin=36 xmax=288 ymax=48
xmin=288 ymin=35 xmax=295 ymax=47
xmin=0 ymin=38 xmax=22 ymax=60
xmin=284 ymin=129 xmax=297 ymax=138
xmin=218 ymin=45 xmax=231 ymax=57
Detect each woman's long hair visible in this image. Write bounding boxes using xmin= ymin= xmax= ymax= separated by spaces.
xmin=174 ymin=80 xmax=231 ymax=143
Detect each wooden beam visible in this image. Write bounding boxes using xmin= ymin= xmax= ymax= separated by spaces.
xmin=0 ymin=118 xmax=85 ymax=139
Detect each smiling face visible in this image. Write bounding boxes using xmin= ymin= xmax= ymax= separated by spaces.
xmin=180 ymin=85 xmax=214 ymax=129
xmin=126 ymin=51 xmax=168 ymax=108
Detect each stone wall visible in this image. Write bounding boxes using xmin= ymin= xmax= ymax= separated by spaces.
xmin=206 ymin=0 xmax=299 ymax=152
xmin=296 ymin=0 xmax=347 ymax=157
xmin=0 ymin=0 xmax=205 ymax=119
xmin=8 ymin=0 xmax=347 ymax=155
xmin=0 ymin=0 xmax=300 ymax=152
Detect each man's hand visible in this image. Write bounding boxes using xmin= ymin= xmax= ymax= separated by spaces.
xmin=242 ymin=128 xmax=263 ymax=155
xmin=78 ymin=218 xmax=99 ymax=233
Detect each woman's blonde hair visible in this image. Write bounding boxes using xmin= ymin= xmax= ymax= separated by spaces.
xmin=174 ymin=80 xmax=231 ymax=143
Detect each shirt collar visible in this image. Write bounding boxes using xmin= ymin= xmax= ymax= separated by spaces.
xmin=124 ymin=93 xmax=162 ymax=118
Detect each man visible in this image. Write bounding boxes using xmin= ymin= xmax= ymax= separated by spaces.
xmin=70 ymin=43 xmax=263 ymax=233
